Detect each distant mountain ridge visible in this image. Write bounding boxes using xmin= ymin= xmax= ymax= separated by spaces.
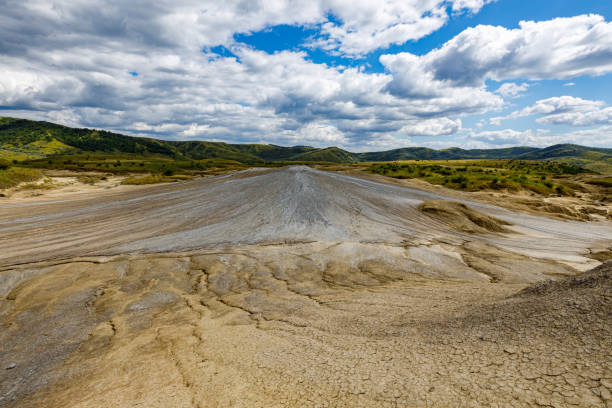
xmin=1 ymin=117 xmax=611 ymax=172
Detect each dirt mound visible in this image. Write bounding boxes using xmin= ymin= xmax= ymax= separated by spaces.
xmin=516 ymin=259 xmax=611 ymax=297
xmin=418 ymin=200 xmax=511 ymax=233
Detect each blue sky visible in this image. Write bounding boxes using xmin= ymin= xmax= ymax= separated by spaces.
xmin=237 ymin=0 xmax=612 ymax=70
xmin=1 ymin=0 xmax=611 ymax=150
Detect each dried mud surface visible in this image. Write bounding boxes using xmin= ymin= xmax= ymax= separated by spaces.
xmin=1 ymin=166 xmax=611 ymax=407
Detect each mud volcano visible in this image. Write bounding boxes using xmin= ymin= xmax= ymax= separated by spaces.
xmin=1 ymin=166 xmax=611 ymax=407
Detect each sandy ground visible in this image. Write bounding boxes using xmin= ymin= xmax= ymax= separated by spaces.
xmin=1 ymin=173 xmax=159 ymax=202
xmin=0 ymin=166 xmax=611 ymax=407
xmin=331 ymin=168 xmax=611 ymax=223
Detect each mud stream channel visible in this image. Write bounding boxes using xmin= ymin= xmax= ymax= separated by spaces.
xmin=1 ymin=166 xmax=610 ymax=407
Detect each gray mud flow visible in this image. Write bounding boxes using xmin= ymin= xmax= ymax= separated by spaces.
xmin=1 ymin=166 xmax=611 ymax=408
xmin=0 ymin=166 xmax=609 ymax=267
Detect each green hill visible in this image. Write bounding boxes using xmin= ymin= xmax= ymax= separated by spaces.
xmin=514 ymin=144 xmax=612 ymax=173
xmin=230 ymin=144 xmax=318 ymax=161
xmin=290 ymin=147 xmax=359 ymax=163
xmin=357 ymin=146 xmax=540 ymax=161
xmin=1 ymin=117 xmax=610 ymax=172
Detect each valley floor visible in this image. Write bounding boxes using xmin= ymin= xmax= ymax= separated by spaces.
xmin=0 ymin=167 xmax=610 ymax=407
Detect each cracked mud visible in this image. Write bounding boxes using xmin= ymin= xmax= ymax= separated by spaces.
xmin=0 ymin=167 xmax=611 ymax=407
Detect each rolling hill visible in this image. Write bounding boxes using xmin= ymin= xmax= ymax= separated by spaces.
xmin=1 ymin=117 xmax=611 ymax=172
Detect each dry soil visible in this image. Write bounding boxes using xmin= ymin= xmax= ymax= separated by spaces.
xmin=0 ymin=166 xmax=610 ymax=407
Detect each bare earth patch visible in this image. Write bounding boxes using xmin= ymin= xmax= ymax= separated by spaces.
xmin=0 ymin=172 xmax=164 ymax=202
xmin=418 ymin=200 xmax=511 ymax=233
xmin=333 ymin=168 xmax=611 ymax=222
xmin=0 ymin=167 xmax=610 ymax=407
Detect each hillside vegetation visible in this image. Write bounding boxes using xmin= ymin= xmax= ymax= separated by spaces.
xmin=366 ymin=159 xmax=591 ymax=196
xmin=0 ymin=159 xmax=43 ymax=189
xmin=2 ymin=117 xmax=611 ymax=172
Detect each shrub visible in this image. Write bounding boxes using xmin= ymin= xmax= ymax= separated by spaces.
xmin=121 ymin=174 xmax=166 ymax=185
xmin=586 ymin=177 xmax=612 ymax=188
xmin=0 ymin=167 xmax=43 ymax=189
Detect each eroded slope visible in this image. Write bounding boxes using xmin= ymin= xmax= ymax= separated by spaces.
xmin=1 ymin=166 xmax=611 ymax=407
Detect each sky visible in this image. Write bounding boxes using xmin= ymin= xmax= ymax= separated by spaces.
xmin=0 ymin=0 xmax=611 ymax=151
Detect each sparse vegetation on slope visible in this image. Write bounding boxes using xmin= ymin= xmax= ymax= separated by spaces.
xmin=121 ymin=174 xmax=170 ymax=185
xmin=586 ymin=176 xmax=612 ymax=188
xmin=366 ymin=159 xmax=589 ymax=196
xmin=418 ymin=200 xmax=511 ymax=233
xmin=2 ymin=117 xmax=611 ymax=170
xmin=19 ymin=154 xmax=247 ymax=175
xmin=289 ymin=147 xmax=359 ymax=163
xmin=0 ymin=166 xmax=43 ymax=189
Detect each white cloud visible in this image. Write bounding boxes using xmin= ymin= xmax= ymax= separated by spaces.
xmin=451 ymin=0 xmax=497 ymax=13
xmin=490 ymin=96 xmax=612 ymax=127
xmin=399 ymin=118 xmax=462 ymax=136
xmin=467 ymin=126 xmax=612 ymax=148
xmin=536 ymin=107 xmax=612 ymax=126
xmin=304 ymin=0 xmax=497 ymax=56
xmin=495 ymin=82 xmax=529 ymax=98
xmin=0 ymin=3 xmax=611 ymax=151
xmin=564 ymin=82 xmax=576 ymax=86
xmin=384 ymin=14 xmax=612 ymax=89
xmin=380 ymin=52 xmax=504 ymax=115
xmin=468 ymin=128 xmax=540 ymax=146
xmin=312 ymin=1 xmax=449 ymax=56
xmin=518 ymin=96 xmax=604 ymax=116
xmin=0 ymin=0 xmax=496 ymax=58
xmin=0 ymin=24 xmax=497 ymax=149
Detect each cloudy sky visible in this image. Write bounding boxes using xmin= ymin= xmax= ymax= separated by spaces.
xmin=1 ymin=0 xmax=611 ymax=151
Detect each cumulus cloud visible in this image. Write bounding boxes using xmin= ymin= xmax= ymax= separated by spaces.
xmin=490 ymin=96 xmax=612 ymax=127
xmin=0 ymin=2 xmax=610 ymax=150
xmin=451 ymin=0 xmax=496 ymax=13
xmin=383 ymin=14 xmax=612 ymax=89
xmin=518 ymin=96 xmax=604 ymax=116
xmin=399 ymin=118 xmax=462 ymax=136
xmin=468 ymin=128 xmax=540 ymax=146
xmin=0 ymin=0 xmax=495 ymax=57
xmin=537 ymin=107 xmax=612 ymax=126
xmin=305 ymin=0 xmax=497 ymax=56
xmin=380 ymin=52 xmax=504 ymax=115
xmin=0 ymin=1 xmax=501 ymax=149
xmin=495 ymin=82 xmax=529 ymax=98
xmin=291 ymin=122 xmax=348 ymax=145
xmin=466 ymin=126 xmax=612 ymax=148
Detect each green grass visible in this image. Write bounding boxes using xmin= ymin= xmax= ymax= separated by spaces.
xmin=18 ymin=154 xmax=248 ymax=174
xmin=550 ymin=157 xmax=612 ymax=174
xmin=0 ymin=167 xmax=44 ymax=189
xmin=121 ymin=174 xmax=170 ymax=185
xmin=366 ymin=159 xmax=590 ymax=196
xmin=586 ymin=177 xmax=612 ymax=188
xmin=0 ymin=137 xmax=75 ymax=161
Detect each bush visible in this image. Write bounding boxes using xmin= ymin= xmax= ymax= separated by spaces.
xmin=0 ymin=167 xmax=43 ymax=189
xmin=586 ymin=177 xmax=612 ymax=188
xmin=121 ymin=174 xmax=166 ymax=185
